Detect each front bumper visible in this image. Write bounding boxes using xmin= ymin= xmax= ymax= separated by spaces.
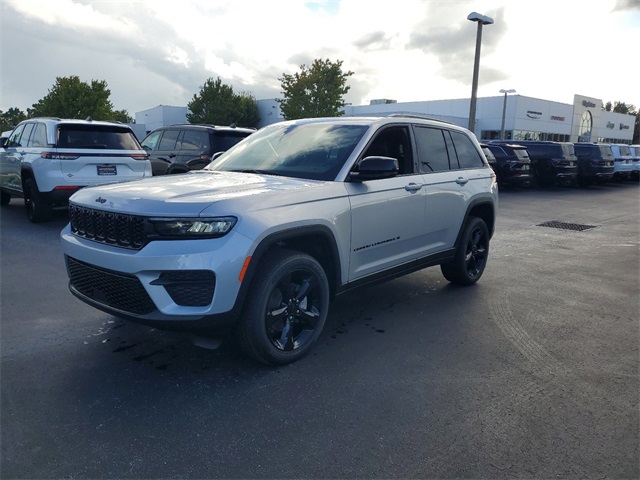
xmin=61 ymin=224 xmax=255 ymax=331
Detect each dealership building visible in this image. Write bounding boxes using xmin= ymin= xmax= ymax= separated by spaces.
xmin=136 ymin=93 xmax=636 ymax=144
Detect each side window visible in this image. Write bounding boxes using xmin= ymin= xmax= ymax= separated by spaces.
xmin=362 ymin=126 xmax=413 ymax=175
xmin=20 ymin=124 xmax=35 ymax=147
xmin=7 ymin=124 xmax=26 ymax=148
xmin=414 ymin=126 xmax=450 ymax=173
xmin=158 ymin=130 xmax=180 ymax=150
xmin=180 ymin=130 xmax=208 ymax=151
xmin=141 ymin=131 xmax=162 ymax=152
xmin=451 ymin=131 xmax=484 ymax=169
xmin=28 ymin=124 xmax=47 ymax=147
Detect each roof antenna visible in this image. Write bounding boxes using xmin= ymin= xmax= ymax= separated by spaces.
xmin=86 ymin=116 xmax=93 ymax=122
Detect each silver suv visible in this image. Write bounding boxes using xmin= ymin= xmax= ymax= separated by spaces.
xmin=61 ymin=116 xmax=498 ymax=364
xmin=0 ymin=118 xmax=151 ymax=222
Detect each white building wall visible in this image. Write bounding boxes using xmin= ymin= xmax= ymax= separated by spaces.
xmin=257 ymin=99 xmax=285 ymax=127
xmin=511 ymin=97 xmax=574 ymax=136
xmin=135 ymin=105 xmax=188 ymax=134
xmin=596 ymin=109 xmax=635 ymax=142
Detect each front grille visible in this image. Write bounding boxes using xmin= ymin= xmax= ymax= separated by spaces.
xmin=67 ymin=257 xmax=156 ymax=315
xmin=151 ymin=271 xmax=216 ymax=307
xmin=69 ymin=204 xmax=146 ymax=249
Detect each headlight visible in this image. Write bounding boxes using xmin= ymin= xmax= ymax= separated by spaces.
xmin=149 ymin=217 xmax=237 ymax=238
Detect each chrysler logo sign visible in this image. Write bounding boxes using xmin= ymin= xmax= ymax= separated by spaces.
xmin=526 ymin=110 xmax=542 ymax=119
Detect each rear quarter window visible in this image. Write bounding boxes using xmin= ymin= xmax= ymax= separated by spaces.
xmin=451 ymin=131 xmax=484 ymax=169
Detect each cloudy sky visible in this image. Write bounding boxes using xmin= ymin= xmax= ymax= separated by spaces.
xmin=1 ymin=0 xmax=639 ymax=117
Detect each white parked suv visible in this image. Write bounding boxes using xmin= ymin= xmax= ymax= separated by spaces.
xmin=61 ymin=116 xmax=498 ymax=364
xmin=0 ymin=117 xmax=151 ymax=222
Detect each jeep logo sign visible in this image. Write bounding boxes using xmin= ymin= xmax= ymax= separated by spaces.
xmin=95 ymin=197 xmax=107 ymax=204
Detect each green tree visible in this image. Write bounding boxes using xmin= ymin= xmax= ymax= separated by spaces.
xmin=112 ymin=109 xmax=134 ymax=123
xmin=0 ymin=108 xmax=28 ymax=132
xmin=29 ymin=76 xmax=119 ymax=120
xmin=277 ymin=59 xmax=354 ymax=120
xmin=187 ymin=77 xmax=260 ymax=128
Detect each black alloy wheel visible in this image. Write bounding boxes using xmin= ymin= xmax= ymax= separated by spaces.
xmin=238 ymin=249 xmax=329 ymax=365
xmin=441 ymin=216 xmax=489 ymax=286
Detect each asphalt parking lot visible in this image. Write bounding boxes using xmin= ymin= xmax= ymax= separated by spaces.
xmin=1 ymin=182 xmax=639 ymax=479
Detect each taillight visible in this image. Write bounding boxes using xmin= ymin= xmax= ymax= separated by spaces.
xmin=54 ymin=186 xmax=80 ymax=191
xmin=200 ymin=154 xmax=213 ymax=160
xmin=131 ymin=154 xmax=149 ymax=161
xmin=41 ymin=152 xmax=80 ymax=160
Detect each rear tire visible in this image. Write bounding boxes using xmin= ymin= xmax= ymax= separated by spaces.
xmin=441 ymin=217 xmax=489 ymax=286
xmin=23 ymin=178 xmax=53 ymax=223
xmin=237 ymin=249 xmax=329 ymax=365
xmin=1 ymin=189 xmax=10 ymax=206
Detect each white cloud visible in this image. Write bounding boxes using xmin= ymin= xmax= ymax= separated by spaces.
xmin=1 ymin=0 xmax=638 ymax=115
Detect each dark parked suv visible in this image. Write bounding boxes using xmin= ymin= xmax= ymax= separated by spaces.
xmin=481 ymin=143 xmax=532 ymax=187
xmin=492 ymin=140 xmax=578 ymax=186
xmin=141 ymin=124 xmax=255 ymax=176
xmin=572 ymin=143 xmax=615 ymax=186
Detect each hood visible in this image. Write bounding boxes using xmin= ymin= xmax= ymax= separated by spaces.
xmin=69 ymin=170 xmax=327 ymax=216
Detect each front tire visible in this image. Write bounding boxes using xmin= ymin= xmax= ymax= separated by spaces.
xmin=23 ymin=178 xmax=53 ymax=223
xmin=237 ymin=249 xmax=330 ymax=365
xmin=441 ymin=217 xmax=489 ymax=286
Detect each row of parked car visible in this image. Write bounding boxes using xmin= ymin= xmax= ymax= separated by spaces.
xmin=0 ymin=116 xmax=638 ymax=223
xmin=481 ymin=141 xmax=640 ymax=188
xmin=0 ymin=118 xmax=254 ymax=222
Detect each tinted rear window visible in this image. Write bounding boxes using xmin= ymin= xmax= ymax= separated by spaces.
xmin=212 ymin=131 xmax=253 ymax=152
xmin=57 ymin=125 xmax=141 ymax=150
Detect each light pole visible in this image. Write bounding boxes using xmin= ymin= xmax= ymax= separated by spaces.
xmin=467 ymin=12 xmax=494 ymax=135
xmin=499 ymin=89 xmax=516 ymax=140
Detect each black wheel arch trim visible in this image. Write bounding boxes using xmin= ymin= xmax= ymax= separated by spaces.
xmin=232 ymin=224 xmax=342 ymax=314
xmin=453 ymin=197 xmax=496 ymax=248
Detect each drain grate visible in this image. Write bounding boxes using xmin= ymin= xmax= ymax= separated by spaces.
xmin=537 ymin=220 xmax=597 ymax=232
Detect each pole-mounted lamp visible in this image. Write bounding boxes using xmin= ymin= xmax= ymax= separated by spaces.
xmin=499 ymin=89 xmax=516 ymax=140
xmin=467 ymin=12 xmax=494 ymax=135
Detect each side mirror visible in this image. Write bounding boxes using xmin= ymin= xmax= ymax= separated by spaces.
xmin=0 ymin=137 xmax=7 ymax=148
xmin=349 ymin=156 xmax=399 ymax=182
xmin=211 ymin=151 xmax=225 ymax=161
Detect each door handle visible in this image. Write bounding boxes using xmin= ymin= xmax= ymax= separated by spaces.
xmin=456 ymin=177 xmax=469 ymax=185
xmin=404 ymin=182 xmax=423 ymax=192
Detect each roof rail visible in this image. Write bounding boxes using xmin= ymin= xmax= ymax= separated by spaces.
xmin=387 ymin=113 xmax=456 ymax=125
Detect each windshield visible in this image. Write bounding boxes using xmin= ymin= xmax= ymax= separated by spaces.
xmin=513 ymin=149 xmax=530 ymax=161
xmin=560 ymin=143 xmax=576 ymax=160
xmin=598 ymin=145 xmax=614 ymax=160
xmin=207 ymin=122 xmax=369 ymax=181
xmin=618 ymin=145 xmax=631 ymax=156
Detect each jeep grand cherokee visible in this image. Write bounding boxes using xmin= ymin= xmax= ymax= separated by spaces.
xmin=61 ymin=116 xmax=498 ymax=365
